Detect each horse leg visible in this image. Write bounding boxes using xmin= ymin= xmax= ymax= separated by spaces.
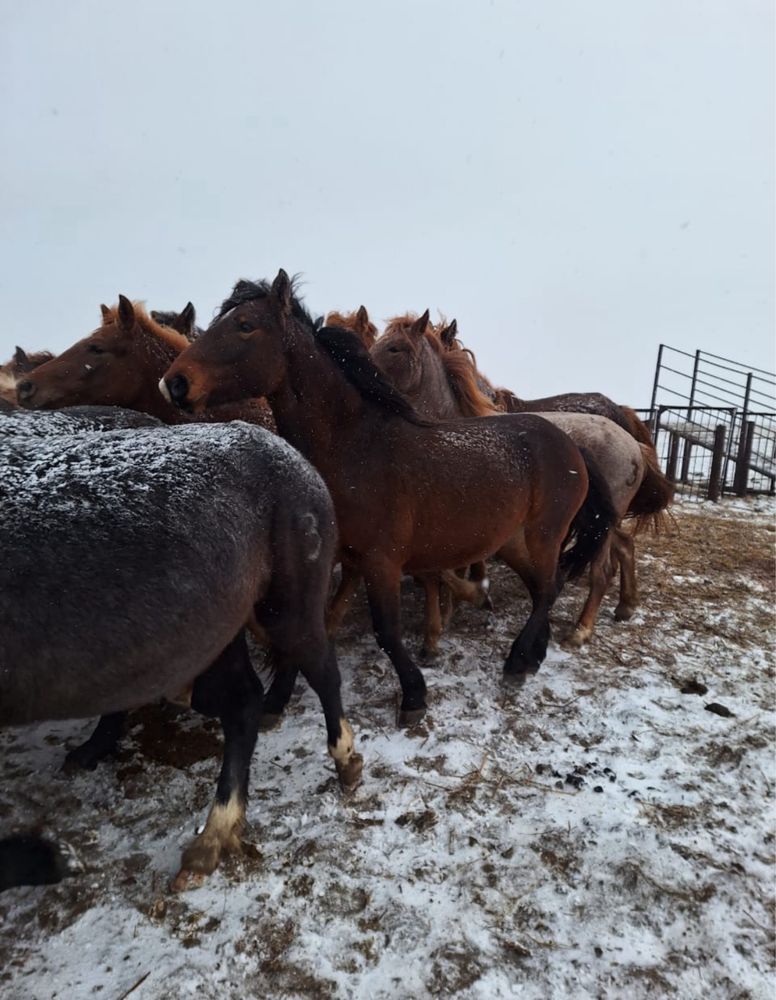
xmin=62 ymin=711 xmax=127 ymax=772
xmin=440 ymin=569 xmax=492 ymax=610
xmin=257 ymin=658 xmax=299 ymax=732
xmin=172 ymin=630 xmax=262 ymax=892
xmin=613 ymin=527 xmax=638 ymax=620
xmin=326 ymin=563 xmax=361 ymax=635
xmin=499 ymin=528 xmax=561 ymax=680
xmin=270 ymin=638 xmax=363 ymax=792
xmin=420 ymin=574 xmax=443 ymax=659
xmin=564 ymin=533 xmax=615 ymax=648
xmin=363 ymin=562 xmax=428 ymax=725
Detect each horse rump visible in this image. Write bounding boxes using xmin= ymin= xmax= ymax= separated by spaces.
xmin=625 ymin=443 xmax=675 ymax=534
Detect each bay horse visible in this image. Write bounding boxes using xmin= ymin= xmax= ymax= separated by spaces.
xmin=0 ymin=410 xmax=361 ymax=891
xmin=161 ymin=270 xmax=615 ymax=723
xmin=15 ymin=297 xmax=274 ymax=431
xmin=370 ymin=314 xmax=673 ymax=646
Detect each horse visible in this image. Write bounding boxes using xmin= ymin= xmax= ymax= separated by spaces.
xmin=150 ymin=302 xmax=203 ymax=341
xmin=0 ymin=409 xmax=361 ymax=891
xmin=161 ymin=270 xmax=616 ymax=724
xmin=325 ymin=306 xmax=378 ymax=350
xmin=370 ymin=314 xmax=673 ymax=646
xmin=0 ymin=346 xmax=55 ymax=406
xmin=379 ymin=311 xmax=654 ymax=444
xmin=15 ymin=297 xmax=274 ymax=431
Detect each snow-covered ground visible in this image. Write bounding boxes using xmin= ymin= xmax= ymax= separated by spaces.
xmin=1 ymin=496 xmax=774 ymax=999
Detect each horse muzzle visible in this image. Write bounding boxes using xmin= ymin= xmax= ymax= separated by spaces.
xmin=160 ymin=373 xmax=191 ymax=409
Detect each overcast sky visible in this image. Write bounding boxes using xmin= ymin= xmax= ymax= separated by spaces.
xmin=1 ymin=0 xmax=773 ymax=405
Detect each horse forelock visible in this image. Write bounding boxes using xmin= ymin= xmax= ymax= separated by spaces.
xmin=212 ymin=275 xmax=315 ymax=331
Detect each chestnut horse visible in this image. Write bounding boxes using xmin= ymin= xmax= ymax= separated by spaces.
xmin=0 ymin=409 xmax=360 ymax=891
xmin=16 ymin=297 xmax=274 ymax=430
xmin=370 ymin=314 xmax=673 ymax=646
xmin=162 ymin=271 xmax=616 ymax=723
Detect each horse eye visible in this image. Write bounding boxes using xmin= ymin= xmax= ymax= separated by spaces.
xmin=87 ymin=343 xmax=106 ymax=354
xmin=388 ymin=346 xmax=401 ymax=354
xmin=239 ymin=321 xmax=253 ymax=334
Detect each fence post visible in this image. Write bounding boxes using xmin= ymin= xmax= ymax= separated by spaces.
xmin=707 ymin=424 xmax=727 ymax=502
xmin=679 ymin=350 xmax=701 ymax=483
xmin=733 ymin=373 xmax=753 ymax=494
xmin=735 ymin=421 xmax=755 ymax=497
xmin=649 ymin=345 xmax=664 ymax=436
xmin=666 ymin=431 xmax=680 ymax=483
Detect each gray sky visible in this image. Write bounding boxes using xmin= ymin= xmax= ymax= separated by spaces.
xmin=2 ymin=0 xmax=773 ymax=405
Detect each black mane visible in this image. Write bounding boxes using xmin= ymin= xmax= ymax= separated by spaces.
xmin=215 ymin=277 xmax=428 ymax=426
xmin=213 ymin=276 xmax=316 ymax=330
xmin=315 ymin=326 xmax=430 ymax=426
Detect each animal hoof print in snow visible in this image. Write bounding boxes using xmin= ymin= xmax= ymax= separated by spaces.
xmin=257 ymin=712 xmax=282 ymax=732
xmin=398 ymin=705 xmax=427 ymax=728
xmin=336 ymin=752 xmax=364 ymax=793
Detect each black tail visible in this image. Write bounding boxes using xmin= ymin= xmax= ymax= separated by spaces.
xmin=560 ymin=448 xmax=618 ymax=582
xmin=0 ymin=833 xmax=76 ymax=892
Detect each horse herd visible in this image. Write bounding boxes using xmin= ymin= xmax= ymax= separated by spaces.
xmin=0 ymin=269 xmax=673 ymax=893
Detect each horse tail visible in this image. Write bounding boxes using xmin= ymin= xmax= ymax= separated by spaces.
xmin=559 ymin=448 xmax=617 ymax=582
xmin=620 ymin=405 xmax=655 ymax=446
xmin=0 ymin=833 xmax=76 ymax=892
xmin=625 ymin=443 xmax=675 ymax=534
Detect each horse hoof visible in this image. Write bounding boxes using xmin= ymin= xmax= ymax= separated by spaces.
xmin=336 ymin=752 xmax=364 ymax=793
xmin=170 ymin=868 xmax=207 ymax=893
xmin=420 ymin=645 xmax=439 ymax=662
xmin=62 ymin=746 xmax=101 ymax=773
xmin=398 ymin=706 xmax=427 ymax=727
xmin=258 ymin=712 xmax=282 ymax=732
xmin=480 ymin=594 xmax=494 ymax=612
xmin=562 ymin=630 xmax=589 ymax=649
xmin=614 ymin=605 xmax=636 ymax=622
xmin=502 ymin=667 xmax=538 ymax=688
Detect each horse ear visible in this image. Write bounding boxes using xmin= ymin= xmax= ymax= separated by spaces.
xmin=14 ymin=346 xmax=29 ymax=367
xmin=409 ymin=309 xmax=430 ymax=339
xmin=271 ymin=269 xmax=292 ymax=316
xmin=117 ymin=295 xmax=135 ymax=330
xmin=356 ymin=305 xmax=370 ymax=331
xmin=313 ymin=315 xmax=325 ymax=331
xmin=100 ymin=304 xmax=112 ymax=323
xmin=440 ymin=319 xmax=458 ymax=348
xmin=171 ymin=302 xmax=196 ymax=339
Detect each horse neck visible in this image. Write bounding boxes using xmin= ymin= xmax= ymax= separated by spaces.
xmin=126 ymin=329 xmax=189 ymax=423
xmin=409 ymin=340 xmax=460 ymax=420
xmin=266 ymin=329 xmax=367 ymax=458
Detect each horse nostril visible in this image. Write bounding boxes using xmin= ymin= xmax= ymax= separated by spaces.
xmin=168 ymin=374 xmax=189 ymax=403
xmin=17 ymin=380 xmax=35 ymax=401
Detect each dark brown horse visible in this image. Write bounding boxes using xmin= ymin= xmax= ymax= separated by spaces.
xmin=0 ymin=409 xmax=361 ymax=891
xmin=161 ymin=271 xmax=615 ymax=723
xmin=370 ymin=316 xmax=673 ymax=647
xmin=15 ymin=297 xmax=274 ymax=430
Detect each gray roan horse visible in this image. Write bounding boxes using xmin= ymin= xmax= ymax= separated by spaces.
xmin=0 ymin=408 xmax=361 ymax=891
xmin=369 ymin=315 xmax=674 ymax=649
